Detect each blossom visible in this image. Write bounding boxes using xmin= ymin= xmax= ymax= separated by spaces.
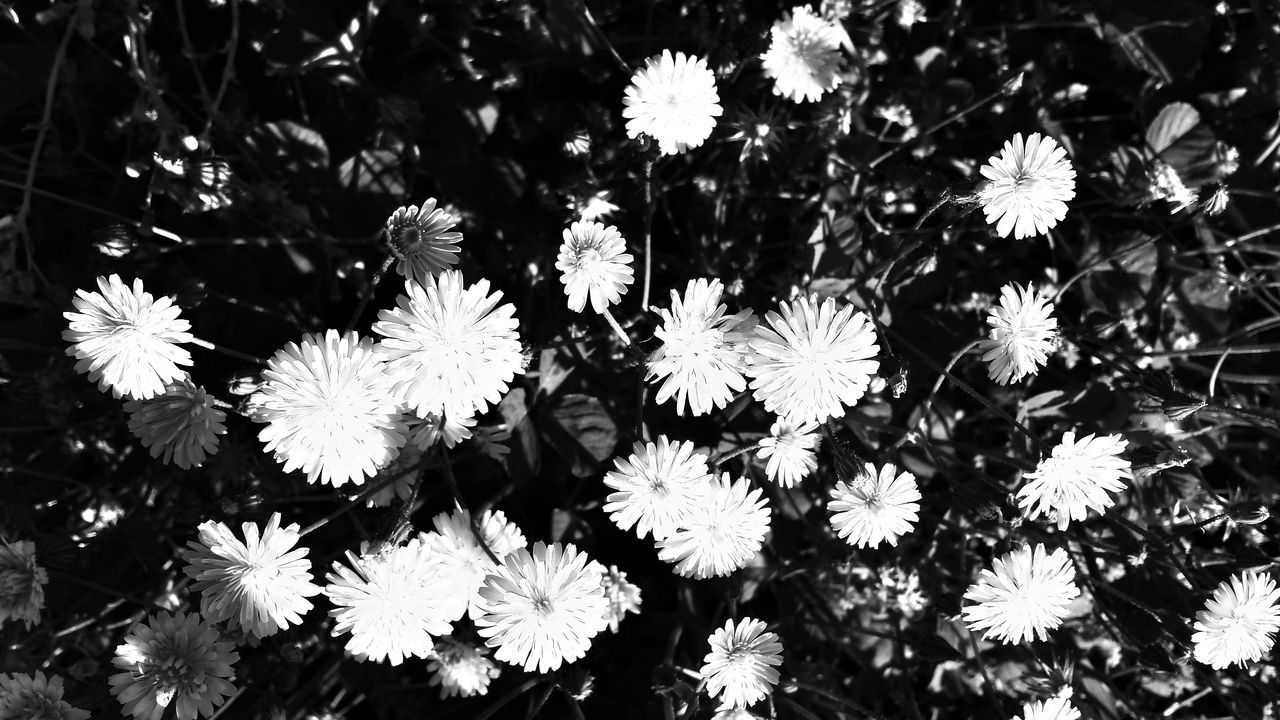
xmin=373 ymin=271 xmax=524 ymax=419
xmin=756 ymin=420 xmax=819 ymax=487
xmin=701 ymin=618 xmax=784 ymax=709
xmin=603 ymin=436 xmax=714 ymax=541
xmin=474 ymin=542 xmax=610 ymax=673
xmin=109 ymin=611 xmax=239 ymax=720
xmin=828 ymin=462 xmax=921 ymax=547
xmin=253 ymin=330 xmax=407 ymax=486
xmin=599 ymin=564 xmax=643 ymax=633
xmin=962 ymin=544 xmax=1080 ymax=644
xmin=646 ymin=278 xmax=756 ymax=416
xmin=746 ymin=295 xmax=880 ymax=425
xmin=761 ymin=6 xmax=845 ymax=103
xmin=125 ymin=375 xmax=227 ymax=469
xmin=1192 ymin=570 xmax=1280 ymax=669
xmin=622 ymin=50 xmax=723 ymax=155
xmin=977 ymin=133 xmax=1077 ymax=239
xmin=0 ymin=671 xmax=90 ymax=720
xmin=62 ymin=274 xmax=193 ymax=400
xmin=410 ymin=411 xmax=476 ymax=450
xmin=979 ymin=282 xmax=1058 ymax=385
xmin=384 ymin=198 xmax=463 ymax=282
xmin=657 ymin=475 xmax=771 ymax=579
xmin=0 ymin=540 xmax=48 ymax=629
xmin=421 ymin=506 xmax=527 ymax=620
xmin=179 ymin=512 xmax=321 ymax=639
xmin=1014 ymin=697 xmax=1082 ymax=720
xmin=1018 ymin=432 xmax=1130 ymax=530
xmin=426 ymin=637 xmax=501 ymax=699
xmin=555 ymin=221 xmax=634 ymax=314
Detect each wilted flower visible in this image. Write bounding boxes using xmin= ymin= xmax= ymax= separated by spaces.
xmin=109 ymin=611 xmax=239 ymax=720
xmin=977 ymin=133 xmax=1077 ymax=239
xmin=421 ymin=506 xmax=527 ymax=620
xmin=657 ymin=475 xmax=771 ymax=579
xmin=962 ymin=544 xmax=1080 ymax=644
xmin=0 ymin=671 xmax=90 ymax=720
xmin=727 ymin=108 xmax=786 ymax=163
xmin=700 ymin=618 xmax=783 ymax=709
xmin=603 ymin=436 xmax=714 ymax=541
xmin=623 ymin=50 xmax=723 ymax=155
xmin=1014 ymin=697 xmax=1081 ymax=720
xmin=0 ymin=540 xmax=48 ymax=629
xmin=756 ymin=420 xmax=819 ymax=487
xmin=828 ymin=462 xmax=921 ymax=547
xmin=978 ymin=282 xmax=1058 ymax=385
xmin=599 ymin=564 xmax=643 ymax=633
xmin=761 ymin=6 xmax=845 ymax=103
xmin=571 ymin=190 xmax=620 ymax=222
xmin=125 ymin=375 xmax=227 ymax=469
xmin=1018 ymin=432 xmax=1131 ymax=530
xmin=1192 ymin=570 xmax=1280 ymax=669
xmin=555 ymin=221 xmax=635 ymax=314
xmin=384 ymin=198 xmax=463 ymax=282
xmin=647 ymin=278 xmax=756 ymax=416
xmin=426 ymin=637 xmax=501 ymax=699
xmin=1146 ymin=160 xmax=1197 ymax=213
xmin=1200 ymin=183 xmax=1230 ymax=216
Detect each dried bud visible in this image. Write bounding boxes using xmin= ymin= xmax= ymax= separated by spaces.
xmin=1162 ymin=392 xmax=1207 ymax=421
xmin=1001 ymin=71 xmax=1026 ymax=96
xmin=1227 ymin=502 xmax=1270 ymax=526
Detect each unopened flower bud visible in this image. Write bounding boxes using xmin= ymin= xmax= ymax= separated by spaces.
xmin=1227 ymin=502 xmax=1269 ymax=526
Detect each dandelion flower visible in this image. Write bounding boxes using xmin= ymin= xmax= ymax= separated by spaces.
xmin=761 ymin=6 xmax=845 ymax=103
xmin=746 ymin=295 xmax=880 ymax=425
xmin=657 ymin=475 xmax=771 ymax=579
xmin=962 ymin=544 xmax=1080 ymax=644
xmin=410 ymin=411 xmax=476 ymax=450
xmin=0 ymin=540 xmax=48 ymax=629
xmin=421 ymin=506 xmax=527 ymax=620
xmin=622 ymin=50 xmax=723 ymax=156
xmin=828 ymin=462 xmax=921 ymax=547
xmin=1018 ymin=432 xmax=1130 ymax=530
xmin=603 ymin=436 xmax=714 ymax=541
xmin=125 ymin=375 xmax=227 ymax=469
xmin=979 ymin=283 xmax=1058 ymax=385
xmin=647 ymin=278 xmax=756 ymax=416
xmin=0 ymin=671 xmax=90 ymax=720
xmin=62 ymin=274 xmax=193 ymax=400
xmin=180 ymin=513 xmax=321 ymax=639
xmin=109 ymin=611 xmax=239 ymax=720
xmin=600 ymin=565 xmax=643 ymax=633
xmin=373 ymin=271 xmax=524 ymax=419
xmin=474 ymin=542 xmax=610 ymax=673
xmin=426 ymin=637 xmax=501 ymax=699
xmin=977 ymin=133 xmax=1076 ymax=239
xmin=1014 ymin=697 xmax=1082 ymax=720
xmin=253 ymin=330 xmax=407 ymax=486
xmin=555 ymin=221 xmax=634 ymax=314
xmin=1192 ymin=570 xmax=1280 ymax=669
xmin=384 ymin=198 xmax=463 ymax=282
xmin=701 ymin=618 xmax=783 ymax=709
xmin=756 ymin=420 xmax=820 ymax=487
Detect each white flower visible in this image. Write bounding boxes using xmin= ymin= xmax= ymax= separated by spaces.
xmin=1018 ymin=432 xmax=1130 ymax=530
xmin=828 ymin=462 xmax=921 ymax=547
xmin=124 ymin=375 xmax=227 ymax=469
xmin=421 ymin=506 xmax=527 ymax=620
xmin=62 ymin=274 xmax=193 ymax=400
xmin=746 ymin=295 xmax=880 ymax=425
xmin=573 ymin=190 xmax=620 ymax=222
xmin=603 ymin=436 xmax=714 ymax=541
xmin=756 ymin=420 xmax=819 ymax=487
xmin=426 ymin=637 xmax=501 ymax=699
xmin=179 ymin=513 xmax=321 ymax=640
xmin=977 ymin=133 xmax=1077 ymax=239
xmin=657 ymin=475 xmax=771 ymax=579
xmin=323 ymin=539 xmax=457 ymax=665
xmin=384 ymin=198 xmax=463 ymax=282
xmin=373 ymin=271 xmax=524 ymax=419
xmin=761 ymin=6 xmax=845 ymax=103
xmin=1192 ymin=570 xmax=1280 ymax=669
xmin=600 ymin=564 xmax=643 ymax=633
xmin=701 ymin=618 xmax=784 ymax=709
xmin=474 ymin=542 xmax=610 ymax=673
xmin=555 ymin=221 xmax=634 ymax=314
xmin=0 ymin=671 xmax=89 ymax=720
xmin=1014 ymin=697 xmax=1082 ymax=720
xmin=647 ymin=278 xmax=756 ymax=416
xmin=109 ymin=611 xmax=239 ymax=720
xmin=0 ymin=540 xmax=48 ymax=629
xmin=622 ymin=50 xmax=723 ymax=156
xmin=253 ymin=330 xmax=407 ymax=487
xmin=410 ymin=411 xmax=476 ymax=450
xmin=962 ymin=544 xmax=1080 ymax=644
xmin=979 ymin=282 xmax=1058 ymax=385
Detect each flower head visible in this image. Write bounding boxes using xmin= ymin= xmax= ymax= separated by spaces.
xmin=756 ymin=420 xmax=820 ymax=487
xmin=421 ymin=506 xmax=527 ymax=619
xmin=647 ymin=278 xmax=756 ymax=416
xmin=962 ymin=544 xmax=1080 ymax=644
xmin=623 ymin=50 xmax=723 ymax=155
xmin=701 ymin=618 xmax=783 ymax=709
xmin=1018 ymin=432 xmax=1130 ymax=530
xmin=109 ymin=611 xmax=239 ymax=720
xmin=1192 ymin=570 xmax=1280 ymax=669
xmin=600 ymin=564 xmax=643 ymax=633
xmin=828 ymin=462 xmax=921 ymax=547
xmin=979 ymin=282 xmax=1058 ymax=385
xmin=0 ymin=540 xmax=48 ymax=629
xmin=1014 ymin=698 xmax=1082 ymax=720
xmin=555 ymin=221 xmax=634 ymax=314
xmin=977 ymin=133 xmax=1076 ymax=239
xmin=603 ymin=436 xmax=714 ymax=541
xmin=125 ymin=375 xmax=227 ymax=469
xmin=427 ymin=637 xmax=501 ymax=699
xmin=761 ymin=6 xmax=845 ymax=103
xmin=0 ymin=671 xmax=89 ymax=720
xmin=384 ymin=198 xmax=463 ymax=282
xmin=62 ymin=274 xmax=193 ymax=400
xmin=657 ymin=475 xmax=771 ymax=579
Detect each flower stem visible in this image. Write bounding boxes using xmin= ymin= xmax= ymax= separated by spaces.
xmin=298 ymin=458 xmax=431 ymax=538
xmin=711 ymin=443 xmax=762 ymax=468
xmin=189 ymin=336 xmax=267 ymax=366
xmin=640 ymin=157 xmax=655 ymax=310
xmin=346 ymin=253 xmax=397 ymax=333
xmin=440 ymin=444 xmax=502 ymax=565
xmin=601 ymin=307 xmax=632 ymax=347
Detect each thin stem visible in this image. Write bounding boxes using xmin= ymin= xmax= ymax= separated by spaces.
xmin=49 ymin=571 xmax=170 ymax=613
xmin=712 ymin=443 xmax=763 ymax=468
xmin=188 ymin=336 xmax=268 ymax=366
xmin=440 ymin=445 xmax=501 ymax=564
xmin=640 ymin=157 xmax=655 ymax=310
xmin=868 ymin=73 xmax=1022 ymax=170
xmin=203 ymin=0 xmax=240 ymax=140
xmin=601 ymin=307 xmax=632 ymax=346
xmin=299 ymin=459 xmax=430 ymax=537
xmin=1053 ymin=235 xmax=1158 ymax=304
xmin=916 ymin=339 xmax=982 ymax=439
xmin=347 ymin=254 xmax=397 ymax=332
xmin=966 ymin=628 xmax=1011 ymax=720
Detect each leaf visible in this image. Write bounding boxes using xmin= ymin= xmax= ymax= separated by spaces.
xmin=249 ymin=121 xmax=330 ymax=170
xmin=498 ymin=389 xmax=540 ymax=484
xmin=336 ymin=149 xmax=404 ymax=195
xmin=540 ymin=394 xmax=617 ymax=477
xmin=1145 ymin=103 xmax=1201 ymax=154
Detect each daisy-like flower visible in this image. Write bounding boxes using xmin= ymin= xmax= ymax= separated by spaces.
xmin=474 ymin=542 xmax=609 ymax=673
xmin=179 ymin=513 xmax=321 ymax=640
xmin=977 ymin=133 xmax=1077 ymax=239
xmin=62 ymin=274 xmax=193 ymax=400
xmin=1018 ymin=432 xmax=1130 ymax=530
xmin=599 ymin=564 xmax=643 ymax=633
xmin=657 ymin=475 xmax=771 ymax=579
xmin=421 ymin=506 xmax=527 ymax=620
xmin=701 ymin=618 xmax=784 ymax=709
xmin=756 ymin=420 xmax=820 ymax=487
xmin=384 ymin=198 xmax=463 ymax=282
xmin=746 ymin=295 xmax=880 ymax=425
xmin=410 ymin=411 xmax=476 ymax=450
xmin=323 ymin=539 xmax=457 ymax=665
xmin=646 ymin=278 xmax=756 ymax=416
xmin=0 ymin=540 xmax=48 ymax=629
xmin=0 ymin=671 xmax=90 ymax=720
xmin=761 ymin=6 xmax=845 ymax=104
xmin=622 ymin=50 xmax=723 ymax=156
xmin=109 ymin=611 xmax=239 ymax=720
xmin=253 ymin=330 xmax=407 ymax=487
xmin=603 ymin=436 xmax=714 ymax=541
xmin=125 ymin=375 xmax=227 ymax=469
xmin=555 ymin=221 xmax=634 ymax=314
xmin=979 ymin=282 xmax=1058 ymax=385
xmin=373 ymin=271 xmax=524 ymax=419
xmin=426 ymin=637 xmax=501 ymax=699
xmin=1192 ymin=570 xmax=1280 ymax=669
xmin=1014 ymin=697 xmax=1082 ymax=720
xmin=962 ymin=544 xmax=1080 ymax=644
xmin=827 ymin=462 xmax=921 ymax=548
